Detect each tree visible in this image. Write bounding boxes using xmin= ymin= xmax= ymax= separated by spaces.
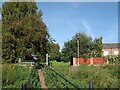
xmin=61 ymin=32 xmax=92 ymax=62
xmin=92 ymin=37 xmax=103 ymax=57
xmin=2 ymin=2 xmax=49 ymax=63
xmin=47 ymin=38 xmax=61 ymax=62
xmin=61 ymin=32 xmax=103 ymax=63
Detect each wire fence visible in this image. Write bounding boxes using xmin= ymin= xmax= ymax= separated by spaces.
xmin=21 ymin=63 xmax=38 ymax=90
xmin=21 ymin=63 xmax=94 ymax=90
xmin=44 ymin=65 xmax=81 ymax=89
xmin=44 ymin=64 xmax=94 ymax=90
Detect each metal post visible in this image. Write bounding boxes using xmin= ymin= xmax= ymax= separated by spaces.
xmin=89 ymin=80 xmax=94 ymax=90
xmin=77 ymin=37 xmax=79 ymax=58
xmin=22 ymin=83 xmax=26 ymax=90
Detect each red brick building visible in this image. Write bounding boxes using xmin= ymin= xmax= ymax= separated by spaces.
xmin=102 ymin=43 xmax=120 ymax=56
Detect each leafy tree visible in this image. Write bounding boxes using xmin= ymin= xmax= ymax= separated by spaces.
xmin=61 ymin=32 xmax=103 ymax=62
xmin=92 ymin=37 xmax=103 ymax=57
xmin=61 ymin=32 xmax=92 ymax=62
xmin=47 ymin=38 xmax=61 ymax=62
xmin=2 ymin=2 xmax=49 ymax=63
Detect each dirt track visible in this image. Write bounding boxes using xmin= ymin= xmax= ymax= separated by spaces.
xmin=38 ymin=69 xmax=47 ymax=90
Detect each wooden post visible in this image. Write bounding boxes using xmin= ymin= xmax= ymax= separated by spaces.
xmin=73 ymin=57 xmax=77 ymax=66
xmin=90 ymin=58 xmax=93 ymax=65
xmin=46 ymin=54 xmax=48 ymax=66
xmin=106 ymin=59 xmax=109 ymax=64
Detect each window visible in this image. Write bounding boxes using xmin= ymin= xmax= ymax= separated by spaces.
xmin=104 ymin=51 xmax=108 ymax=56
xmin=114 ymin=51 xmax=119 ymax=55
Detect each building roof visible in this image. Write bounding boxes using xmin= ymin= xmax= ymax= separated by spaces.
xmin=103 ymin=43 xmax=120 ymax=49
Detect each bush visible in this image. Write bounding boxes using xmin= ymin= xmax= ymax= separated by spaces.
xmin=104 ymin=55 xmax=120 ymax=65
xmin=2 ymin=64 xmax=41 ymax=88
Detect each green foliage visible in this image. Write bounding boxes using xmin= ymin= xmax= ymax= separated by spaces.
xmin=104 ymin=55 xmax=120 ymax=65
xmin=61 ymin=32 xmax=92 ymax=62
xmin=2 ymin=2 xmax=49 ymax=63
xmin=44 ymin=68 xmax=74 ymax=88
xmin=2 ymin=64 xmax=41 ymax=88
xmin=44 ymin=61 xmax=119 ymax=88
xmin=92 ymin=37 xmax=103 ymax=57
xmin=47 ymin=42 xmax=61 ymax=62
xmin=3 ymin=64 xmax=31 ymax=88
xmin=2 ymin=2 xmax=37 ymax=24
xmin=2 ymin=33 xmax=16 ymax=63
xmin=61 ymin=32 xmax=103 ymax=62
xmin=29 ymin=67 xmax=41 ymax=88
xmin=67 ymin=65 xmax=118 ymax=88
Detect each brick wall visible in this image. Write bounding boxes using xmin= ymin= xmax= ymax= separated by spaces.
xmin=73 ymin=57 xmax=105 ymax=66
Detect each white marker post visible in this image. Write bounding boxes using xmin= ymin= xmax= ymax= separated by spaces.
xmin=46 ymin=54 xmax=48 ymax=66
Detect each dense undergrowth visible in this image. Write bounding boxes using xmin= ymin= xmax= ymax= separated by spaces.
xmin=44 ymin=61 xmax=119 ymax=88
xmin=2 ymin=64 xmax=40 ymax=88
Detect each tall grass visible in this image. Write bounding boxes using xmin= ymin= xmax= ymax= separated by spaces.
xmin=2 ymin=64 xmax=41 ymax=88
xmin=46 ymin=61 xmax=119 ymax=88
xmin=67 ymin=65 xmax=118 ymax=88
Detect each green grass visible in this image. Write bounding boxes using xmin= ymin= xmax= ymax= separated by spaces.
xmin=2 ymin=64 xmax=41 ymax=88
xmin=50 ymin=61 xmax=69 ymax=71
xmin=51 ymin=61 xmax=69 ymax=67
xmin=44 ymin=61 xmax=119 ymax=88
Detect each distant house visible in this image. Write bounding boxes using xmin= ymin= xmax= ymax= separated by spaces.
xmin=102 ymin=43 xmax=120 ymax=56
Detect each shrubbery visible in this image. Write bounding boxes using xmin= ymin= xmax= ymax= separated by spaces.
xmin=2 ymin=64 xmax=40 ymax=88
xmin=104 ymin=55 xmax=120 ymax=65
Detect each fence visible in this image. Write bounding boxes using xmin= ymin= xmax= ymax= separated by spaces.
xmin=21 ymin=63 xmax=94 ymax=90
xmin=73 ymin=57 xmax=105 ymax=66
xmin=44 ymin=65 xmax=80 ymax=89
xmin=21 ymin=63 xmax=37 ymax=90
xmin=44 ymin=65 xmax=94 ymax=90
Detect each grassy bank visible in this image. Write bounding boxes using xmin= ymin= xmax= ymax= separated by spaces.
xmin=45 ymin=61 xmax=119 ymax=88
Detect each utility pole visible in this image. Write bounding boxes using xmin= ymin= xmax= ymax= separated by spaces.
xmin=77 ymin=37 xmax=79 ymax=58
